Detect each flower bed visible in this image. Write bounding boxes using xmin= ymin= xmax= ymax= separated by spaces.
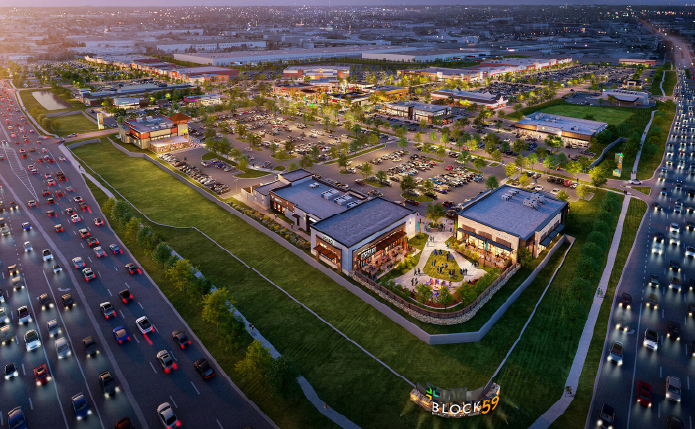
xmin=228 ymin=202 xmax=311 ymax=250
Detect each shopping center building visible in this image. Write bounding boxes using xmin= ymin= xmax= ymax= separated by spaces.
xmin=513 ymin=112 xmax=608 ymax=147
xmin=311 ymin=197 xmax=417 ymax=274
xmin=431 ymin=88 xmax=508 ymax=109
xmin=382 ymin=101 xmax=451 ymax=123
xmin=455 ymin=185 xmax=569 ymax=266
xmin=117 ymin=113 xmax=191 ymax=152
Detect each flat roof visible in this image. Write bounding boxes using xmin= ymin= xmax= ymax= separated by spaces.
xmin=181 ymin=45 xmax=407 ymax=60
xmin=125 ymin=115 xmax=174 ymax=133
xmin=433 ymin=89 xmax=503 ymax=102
xmin=459 ymin=185 xmax=567 ymax=241
xmin=284 ymin=65 xmax=350 ymax=71
xmin=312 ymin=197 xmax=415 ymax=247
xmin=371 ymin=85 xmax=406 ymax=92
xmin=387 ymin=101 xmax=448 ymax=112
xmin=280 ymin=169 xmax=313 ymax=182
xmin=254 ymin=180 xmax=285 ymax=196
xmin=515 ymin=112 xmax=607 ymax=136
xmin=272 ymin=180 xmax=349 ymax=219
xmin=408 ymin=67 xmax=480 ymax=75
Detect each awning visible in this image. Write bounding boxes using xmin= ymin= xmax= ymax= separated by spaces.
xmin=375 ymin=231 xmax=407 ymax=251
xmin=459 ymin=230 xmax=512 ymax=251
xmin=314 ymin=246 xmax=338 ymax=260
xmin=540 ymin=236 xmax=552 ymax=247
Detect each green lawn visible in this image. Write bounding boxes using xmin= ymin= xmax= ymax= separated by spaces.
xmin=400 ymin=192 xmax=432 ymax=203
xmin=364 ymin=179 xmax=385 ymax=188
xmin=72 ymin=139 xmax=623 ymax=429
xmin=422 ymin=251 xmax=463 ymax=282
xmin=50 ymin=113 xmax=99 ymax=136
xmin=201 ymin=151 xmax=217 ymax=160
xmin=19 ymin=88 xmax=84 ymax=115
xmin=663 ymin=71 xmax=677 ymax=96
xmin=636 ymin=104 xmax=677 ymax=180
xmin=549 ymin=198 xmax=647 ymax=429
xmin=535 ymin=105 xmax=633 ymax=126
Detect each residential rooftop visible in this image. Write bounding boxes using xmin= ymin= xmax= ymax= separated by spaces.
xmin=459 ymin=185 xmax=568 ymax=240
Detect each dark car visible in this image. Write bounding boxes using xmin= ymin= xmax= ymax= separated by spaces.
xmin=194 ymin=358 xmax=215 ymax=379
xmin=172 ymin=329 xmax=191 ymax=349
xmin=100 ymin=302 xmax=116 ymax=319
xmin=34 ymin=363 xmax=51 ymax=386
xmin=86 ymin=237 xmax=99 ymax=247
xmin=125 ymin=263 xmax=141 ymax=275
xmin=7 ymin=406 xmax=27 ymax=429
xmin=71 ymin=392 xmax=91 ymax=420
xmin=636 ymin=380 xmax=652 ymax=408
xmin=62 ymin=293 xmax=75 ymax=309
xmin=404 ymin=199 xmax=419 ymax=206
xmin=119 ymin=289 xmax=132 ymax=304
xmin=39 ymin=293 xmax=53 ymax=310
xmin=670 ymin=260 xmax=680 ymax=271
xmin=667 ymin=321 xmax=681 ymax=340
xmin=115 ymin=417 xmax=134 ymax=429
xmin=82 ymin=336 xmax=98 ymax=357
xmin=79 ymin=228 xmax=90 ymax=238
xmin=597 ymin=403 xmax=615 ymax=429
xmin=54 ymin=224 xmax=64 ymax=232
xmin=649 ymin=274 xmax=659 ymax=288
xmin=99 ymin=370 xmax=118 ymax=396
xmin=667 ymin=415 xmax=684 ymax=429
xmin=113 ymin=326 xmax=130 ymax=344
xmin=619 ymin=293 xmax=632 ymax=309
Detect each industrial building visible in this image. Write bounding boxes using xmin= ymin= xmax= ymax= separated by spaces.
xmin=399 ymin=67 xmax=483 ymax=82
xmin=513 ymin=112 xmax=608 ymax=146
xmin=431 ymin=89 xmax=508 ymax=109
xmin=362 ymin=48 xmax=490 ymax=62
xmin=183 ymin=93 xmax=223 ymax=106
xmin=455 ymin=185 xmax=569 ymax=264
xmin=155 ymin=40 xmax=267 ymax=53
xmin=78 ymin=82 xmax=195 ymax=106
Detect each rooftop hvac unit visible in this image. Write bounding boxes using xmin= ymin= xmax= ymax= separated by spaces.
xmin=321 ymin=190 xmax=334 ymax=199
xmin=347 ymin=201 xmax=360 ymax=208
xmin=309 ymin=183 xmax=320 ymax=189
xmin=501 ymin=194 xmax=511 ymax=201
xmin=523 ymin=198 xmax=538 ymax=209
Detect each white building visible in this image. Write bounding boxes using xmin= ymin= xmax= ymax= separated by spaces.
xmin=601 ymin=89 xmax=650 ymax=105
xmin=156 ymin=40 xmax=267 ymax=53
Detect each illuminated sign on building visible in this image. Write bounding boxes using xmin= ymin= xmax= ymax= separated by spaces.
xmin=410 ymin=382 xmax=500 ymax=418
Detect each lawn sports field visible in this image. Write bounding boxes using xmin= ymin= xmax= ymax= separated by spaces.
xmin=73 ymin=139 xmax=623 ymax=429
xmin=535 ymin=105 xmax=634 ymax=126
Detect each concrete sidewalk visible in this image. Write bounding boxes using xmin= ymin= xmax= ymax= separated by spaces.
xmin=528 ymin=195 xmax=631 ymax=429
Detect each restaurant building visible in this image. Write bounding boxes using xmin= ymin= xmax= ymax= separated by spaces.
xmin=382 ymin=101 xmax=451 ymax=124
xmin=117 ymin=113 xmax=191 ymax=152
xmin=310 ymin=197 xmax=417 ymax=274
xmin=513 ymin=112 xmax=608 ymax=147
xmin=431 ymin=89 xmax=508 ymax=109
xmin=455 ymin=185 xmax=569 ymax=266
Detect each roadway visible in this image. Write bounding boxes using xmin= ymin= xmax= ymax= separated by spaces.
xmin=587 ymin=70 xmax=694 ymax=429
xmin=0 ymin=81 xmax=274 ymax=429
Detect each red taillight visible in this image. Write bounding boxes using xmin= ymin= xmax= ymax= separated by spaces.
xmin=122 ymin=299 xmax=127 ymax=303
xmin=175 ymin=421 xmax=181 ymax=427
xmin=164 ymin=368 xmax=170 ymax=374
xmin=172 ymin=363 xmax=178 ymax=370
xmin=127 ymin=336 xmax=130 ymax=341
xmin=105 ymin=315 xmax=109 ymax=319
xmin=118 ymin=340 xmax=122 ymax=344
xmin=180 ymin=345 xmax=184 ymax=349
xmin=187 ymin=341 xmax=191 ymax=344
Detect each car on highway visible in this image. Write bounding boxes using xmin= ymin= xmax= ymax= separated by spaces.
xmin=62 ymin=293 xmax=75 ymax=309
xmin=7 ymin=406 xmax=27 ymax=429
xmin=643 ymin=329 xmax=658 ymax=351
xmin=79 ymin=228 xmax=90 ymax=238
xmin=689 ymin=302 xmax=695 ymax=317
xmin=70 ymin=213 xmax=82 ymax=223
xmin=115 ymin=417 xmax=134 ymax=429
xmin=670 ymin=222 xmax=680 ymax=233
xmin=24 ymin=329 xmax=41 ymax=351
xmin=619 ymin=293 xmax=631 ymax=309
xmin=17 ymin=306 xmax=30 ymax=324
xmin=42 ymin=249 xmax=53 ymax=261
xmin=157 ymin=402 xmax=180 ymax=429
xmin=636 ymin=380 xmax=652 ymax=407
xmin=686 ymin=246 xmax=695 ymax=258
xmin=110 ymin=244 xmax=123 ymax=254
xmin=26 ymin=200 xmax=37 ymax=208
xmin=94 ymin=217 xmax=104 ymax=226
xmin=667 ymin=321 xmax=681 ymax=340
xmin=64 ymin=207 xmax=74 ymax=215
xmin=5 ymin=362 xmax=18 ymax=379
xmin=126 ymin=263 xmax=141 ymax=275
xmin=34 ymin=363 xmax=51 ymax=386
xmin=72 ymin=256 xmax=85 ymax=269
xmin=194 ymin=358 xmax=216 ymax=379
xmin=55 ymin=337 xmax=71 ymax=359
xmin=39 ymin=293 xmax=53 ymax=310
xmin=86 ymin=237 xmax=99 ymax=247
xmin=646 ymin=293 xmax=658 ymax=309
xmin=100 ymin=302 xmax=116 ymax=319
xmin=669 ymin=260 xmax=680 ymax=271
xmin=71 ymin=392 xmax=92 ymax=420
xmin=597 ymin=403 xmax=615 ymax=429
xmin=157 ymin=350 xmax=176 ymax=373
xmin=47 ymin=319 xmax=61 ymax=337
xmin=0 ymin=306 xmax=8 ymax=324
xmin=83 ymin=267 xmax=96 ymax=282
xmin=113 ymin=326 xmax=130 ymax=344
xmin=629 ymin=179 xmax=642 ymax=185
xmin=136 ymin=316 xmax=154 ymax=334
xmin=1 ymin=324 xmax=15 ymax=345
xmin=53 ymin=264 xmax=62 ymax=274
xmin=22 ymin=241 xmax=32 ymax=252
xmin=82 ymin=336 xmax=98 ymax=357
xmin=119 ymin=289 xmax=132 ymax=304
xmin=21 ymin=221 xmax=31 ymax=231
xmin=666 ymin=376 xmax=681 ymax=402
xmin=54 ymin=224 xmax=64 ymax=232
xmin=172 ymin=329 xmax=191 ymax=349
xmin=608 ymin=341 xmax=623 ymax=365
xmin=667 ymin=415 xmax=685 ymax=429
xmin=93 ymin=246 xmax=106 ymax=258
xmin=99 ymin=370 xmax=119 ymax=397
xmin=669 ymin=276 xmax=681 ymax=291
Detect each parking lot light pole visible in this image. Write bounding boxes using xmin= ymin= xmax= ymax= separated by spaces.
xmin=235 ymin=178 xmax=239 ymax=193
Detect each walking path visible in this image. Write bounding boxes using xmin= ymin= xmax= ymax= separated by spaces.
xmin=528 ymin=195 xmax=631 ymax=429
xmin=630 ymin=110 xmax=657 ymax=180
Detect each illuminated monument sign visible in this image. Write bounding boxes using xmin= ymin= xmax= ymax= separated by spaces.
xmin=410 ymin=381 xmax=500 ymax=418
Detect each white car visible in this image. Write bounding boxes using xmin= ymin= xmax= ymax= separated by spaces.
xmin=533 ymin=185 xmax=544 ymax=192
xmin=670 ymin=222 xmax=680 ymax=233
xmin=55 ymin=337 xmax=71 ymax=359
xmin=70 ymin=214 xmax=82 ymax=223
xmin=42 ymin=249 xmax=53 ymax=261
xmin=23 ymin=241 xmax=32 ymax=252
xmin=136 ymin=316 xmax=154 ymax=334
xmin=652 ymin=241 xmax=664 ymax=254
xmin=157 ymin=402 xmax=179 ymax=429
xmin=0 ymin=306 xmax=8 ymax=324
xmin=25 ymin=329 xmax=41 ymax=352
xmin=550 ymin=188 xmax=561 ymax=195
xmin=629 ymin=179 xmax=643 ymax=185
xmin=669 ymin=234 xmax=681 ymax=246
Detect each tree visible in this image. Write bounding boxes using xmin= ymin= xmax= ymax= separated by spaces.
xmin=337 ymin=152 xmax=349 ymax=171
xmin=166 ymin=259 xmax=196 ymax=293
xmin=125 ymin=217 xmax=141 ymax=241
xmin=527 ymin=152 xmax=539 ymax=170
xmin=485 ymin=175 xmax=499 ymax=191
xmin=491 ymin=150 xmax=503 ymax=163
xmin=544 ymin=135 xmax=563 ymax=153
xmin=576 ymin=184 xmax=589 ymax=200
xmin=519 ymin=174 xmax=531 ymax=188
xmin=516 ymin=248 xmax=533 ymax=267
xmin=457 ymin=150 xmax=470 ymax=168
xmin=375 ymin=170 xmax=388 ymax=185
xmin=436 ymin=145 xmax=446 ymax=161
xmin=218 ymin=315 xmax=245 ymax=352
xmin=415 ymin=283 xmax=432 ymax=304
xmin=152 ymin=242 xmax=173 ymax=266
xmin=235 ymin=340 xmax=274 ymax=378
xmin=102 ymin=197 xmax=116 ymax=216
xmin=398 ymin=136 xmax=408 ymax=151
xmin=400 ymin=174 xmax=416 ymax=194
xmin=237 ymin=158 xmax=249 ymax=172
xmin=266 ymin=355 xmax=298 ymax=397
xmin=438 ymin=286 xmax=455 ymax=310
xmin=111 ymin=200 xmax=130 ymax=223
xmin=453 ymin=285 xmax=467 ymax=305
xmin=473 ymin=157 xmax=486 ymax=170
xmin=561 ymin=300 xmax=587 ymax=335
xmin=589 ymin=167 xmax=607 ymax=188
xmin=360 ymin=162 xmax=373 ymax=180
xmin=513 ymin=139 xmax=527 ymax=154
xmin=556 ymin=190 xmax=570 ymax=201
xmin=202 ymin=287 xmax=235 ymax=331
xmin=425 ymin=203 xmax=446 ymax=226
xmin=504 ymin=163 xmax=517 ymax=179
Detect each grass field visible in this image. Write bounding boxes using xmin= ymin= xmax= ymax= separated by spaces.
xmin=72 ymin=139 xmax=622 ymax=429
xmin=422 ymin=251 xmax=463 ymax=282
xmin=663 ymin=71 xmax=677 ymax=96
xmin=535 ymin=105 xmax=633 ymax=126
xmin=18 ymin=88 xmax=97 ymax=136
xmin=636 ymin=104 xmax=677 ymax=180
xmin=50 ymin=112 xmax=98 ymax=136
xmin=549 ymin=197 xmax=646 ymax=429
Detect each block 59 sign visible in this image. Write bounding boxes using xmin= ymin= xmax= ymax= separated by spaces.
xmin=410 ymin=382 xmax=500 ymax=418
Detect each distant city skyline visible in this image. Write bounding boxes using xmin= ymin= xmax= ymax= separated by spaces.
xmin=9 ymin=0 xmax=689 ymax=6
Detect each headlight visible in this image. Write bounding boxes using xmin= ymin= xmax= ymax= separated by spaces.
xmin=618 ymin=360 xmax=622 ymax=366
xmin=598 ymin=419 xmax=603 ymax=426
xmin=87 ymin=410 xmax=92 ymax=415
xmin=667 ymin=393 xmax=670 ymax=398
xmin=76 ymin=416 xmax=82 ymax=421
xmin=36 ymin=381 xmax=41 ymax=386
xmin=104 ymin=393 xmax=109 ymax=398
xmin=643 ymin=341 xmax=647 ymax=346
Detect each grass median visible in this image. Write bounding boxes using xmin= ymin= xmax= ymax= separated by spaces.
xmin=73 ymin=139 xmax=622 ymax=429
xmin=548 ymin=197 xmax=647 ymax=429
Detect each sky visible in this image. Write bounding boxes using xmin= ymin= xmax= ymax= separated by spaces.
xmin=7 ymin=0 xmax=684 ymax=6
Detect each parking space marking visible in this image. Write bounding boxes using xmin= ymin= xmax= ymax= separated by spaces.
xmin=169 ymin=396 xmax=178 ymax=408
xmin=149 ymin=362 xmax=157 ymax=374
xmin=658 ymin=402 xmax=661 ymax=418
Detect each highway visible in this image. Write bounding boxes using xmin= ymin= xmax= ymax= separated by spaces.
xmin=587 ymin=69 xmax=694 ymax=429
xmin=0 ymin=82 xmax=274 ymax=429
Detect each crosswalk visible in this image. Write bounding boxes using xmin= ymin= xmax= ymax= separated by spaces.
xmin=2 ymin=146 xmax=38 ymax=200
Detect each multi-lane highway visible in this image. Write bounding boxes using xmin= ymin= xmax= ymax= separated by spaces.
xmin=0 ymin=82 xmax=274 ymax=429
xmin=588 ymin=71 xmax=694 ymax=429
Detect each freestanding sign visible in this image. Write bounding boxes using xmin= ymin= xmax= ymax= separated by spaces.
xmin=410 ymin=382 xmax=500 ymax=418
xmin=613 ymin=152 xmax=623 ymax=177
xmin=97 ymin=112 xmax=104 ymax=130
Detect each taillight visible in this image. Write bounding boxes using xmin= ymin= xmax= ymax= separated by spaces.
xmin=122 ymin=299 xmax=127 ymax=303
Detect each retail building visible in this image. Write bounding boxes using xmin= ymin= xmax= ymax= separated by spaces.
xmin=381 ymin=101 xmax=451 ymax=123
xmin=513 ymin=112 xmax=608 ymax=146
xmin=431 ymin=89 xmax=508 ymax=108
xmin=117 ymin=113 xmax=191 ymax=152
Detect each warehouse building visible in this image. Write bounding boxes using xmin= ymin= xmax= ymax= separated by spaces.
xmin=399 ymin=67 xmax=483 ymax=82
xmin=362 ymin=48 xmax=490 ymax=62
xmin=619 ymin=59 xmax=657 ymax=67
